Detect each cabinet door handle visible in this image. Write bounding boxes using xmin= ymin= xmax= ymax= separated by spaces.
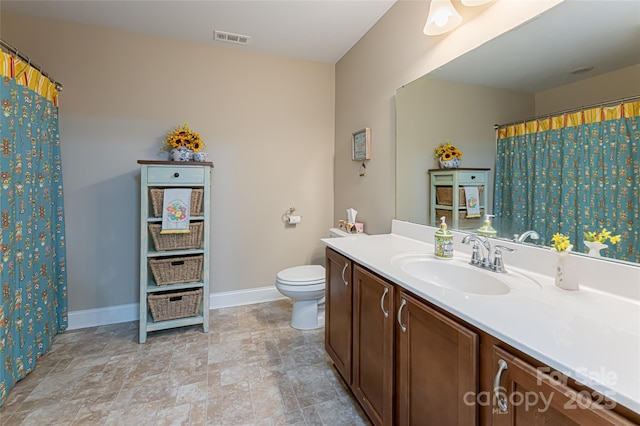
xmin=494 ymin=359 xmax=509 ymax=412
xmin=397 ymin=298 xmax=407 ymax=332
xmin=341 ymin=263 xmax=349 ymax=286
xmin=174 ymin=172 xmax=180 ymax=178
xmin=380 ymin=287 xmax=389 ymax=318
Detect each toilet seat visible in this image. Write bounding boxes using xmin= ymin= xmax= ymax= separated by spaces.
xmin=276 ymin=265 xmax=325 ymax=286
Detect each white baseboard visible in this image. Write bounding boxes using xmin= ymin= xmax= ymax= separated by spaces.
xmin=68 ymin=303 xmax=139 ymax=330
xmin=209 ymin=286 xmax=285 ymax=310
xmin=67 ymin=286 xmax=287 ymax=330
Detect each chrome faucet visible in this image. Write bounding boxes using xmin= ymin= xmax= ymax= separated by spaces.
xmin=462 ymin=234 xmax=516 ymax=273
xmin=514 ymin=230 xmax=540 ymax=243
xmin=492 ymin=245 xmax=516 ymax=273
xmin=461 ymin=234 xmax=492 ymax=268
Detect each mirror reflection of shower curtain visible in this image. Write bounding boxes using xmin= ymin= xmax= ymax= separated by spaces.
xmin=494 ymin=101 xmax=640 ymax=263
xmin=0 ymin=51 xmax=68 ymax=406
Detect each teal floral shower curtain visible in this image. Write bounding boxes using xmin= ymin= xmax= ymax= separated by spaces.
xmin=494 ymin=101 xmax=640 ymax=263
xmin=0 ymin=52 xmax=68 ymax=406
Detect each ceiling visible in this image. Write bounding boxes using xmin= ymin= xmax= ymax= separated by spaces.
xmin=4 ymin=1 xmax=638 ymax=89
xmin=428 ymin=0 xmax=640 ymax=93
xmin=2 ymin=0 xmax=397 ymax=64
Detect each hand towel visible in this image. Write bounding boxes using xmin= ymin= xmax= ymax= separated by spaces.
xmin=160 ymin=188 xmax=192 ymax=234
xmin=464 ymin=186 xmax=481 ymax=218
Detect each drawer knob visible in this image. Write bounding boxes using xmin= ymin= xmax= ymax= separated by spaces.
xmin=174 ymin=172 xmax=180 ymax=178
xmin=471 ymin=175 xmax=476 ymax=179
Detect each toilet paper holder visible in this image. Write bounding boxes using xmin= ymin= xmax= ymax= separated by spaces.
xmin=283 ymin=207 xmax=302 ymax=225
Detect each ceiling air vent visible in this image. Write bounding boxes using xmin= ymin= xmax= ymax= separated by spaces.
xmin=214 ymin=30 xmax=251 ymax=45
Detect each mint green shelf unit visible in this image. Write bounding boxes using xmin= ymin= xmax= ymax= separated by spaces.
xmin=138 ymin=160 xmax=213 ymax=343
xmin=428 ymin=168 xmax=489 ymax=230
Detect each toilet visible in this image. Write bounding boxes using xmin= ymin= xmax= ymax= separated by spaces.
xmin=275 ymin=264 xmax=326 ymax=330
xmin=275 ymin=228 xmax=360 ymax=330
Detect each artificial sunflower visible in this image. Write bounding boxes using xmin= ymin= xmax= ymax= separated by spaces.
xmin=160 ymin=122 xmax=206 ymax=153
xmin=434 ymin=139 xmax=463 ymax=160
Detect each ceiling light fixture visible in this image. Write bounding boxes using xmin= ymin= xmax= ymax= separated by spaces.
xmin=423 ymin=0 xmax=463 ymax=36
xmin=461 ymin=0 xmax=493 ymax=6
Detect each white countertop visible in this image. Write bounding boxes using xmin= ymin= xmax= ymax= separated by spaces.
xmin=322 ymin=231 xmax=640 ymax=414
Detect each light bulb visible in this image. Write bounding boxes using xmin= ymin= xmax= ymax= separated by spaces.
xmin=433 ymin=11 xmax=451 ymax=27
xmin=424 ymin=0 xmax=462 ymax=36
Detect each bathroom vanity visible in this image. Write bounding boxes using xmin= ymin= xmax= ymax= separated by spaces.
xmin=323 ymin=221 xmax=640 ymax=425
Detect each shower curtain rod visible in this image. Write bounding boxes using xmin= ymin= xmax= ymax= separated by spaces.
xmin=0 ymin=39 xmax=63 ymax=91
xmin=494 ymin=94 xmax=640 ymax=129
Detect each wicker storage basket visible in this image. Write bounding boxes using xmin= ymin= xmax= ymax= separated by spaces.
xmin=150 ymin=188 xmax=204 ymax=217
xmin=149 ymin=222 xmax=204 ymax=251
xmin=149 ymin=255 xmax=203 ymax=286
xmin=436 ymin=208 xmax=485 ymax=230
xmin=148 ymin=288 xmax=203 ymax=322
xmin=436 ymin=186 xmax=484 ymax=207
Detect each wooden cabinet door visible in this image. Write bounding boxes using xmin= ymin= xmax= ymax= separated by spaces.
xmin=396 ymin=291 xmax=478 ymax=426
xmin=353 ymin=265 xmax=395 ymax=426
xmin=491 ymin=346 xmax=634 ymax=426
xmin=325 ymin=247 xmax=353 ymax=384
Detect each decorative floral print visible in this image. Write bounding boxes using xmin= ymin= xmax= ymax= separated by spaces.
xmin=495 ymin=105 xmax=639 ymax=263
xmin=166 ymin=201 xmax=188 ymax=222
xmin=0 ymin=74 xmax=68 ymax=406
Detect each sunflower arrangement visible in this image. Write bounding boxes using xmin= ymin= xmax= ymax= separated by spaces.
xmin=434 ymin=139 xmax=463 ymax=161
xmin=161 ymin=122 xmax=205 ymax=152
xmin=584 ymin=228 xmax=621 ymax=245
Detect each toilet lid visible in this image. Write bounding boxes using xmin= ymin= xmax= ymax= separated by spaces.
xmin=277 ymin=265 xmax=325 ymax=285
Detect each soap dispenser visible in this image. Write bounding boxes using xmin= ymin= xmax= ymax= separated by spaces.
xmin=477 ymin=214 xmax=497 ymax=237
xmin=434 ymin=216 xmax=454 ymax=259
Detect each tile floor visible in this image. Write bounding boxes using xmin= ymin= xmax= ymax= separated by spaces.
xmin=0 ymin=300 xmax=370 ymax=426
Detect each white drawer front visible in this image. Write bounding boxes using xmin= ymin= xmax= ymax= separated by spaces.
xmin=147 ymin=166 xmax=205 ymax=185
xmin=458 ymin=171 xmax=486 ymax=184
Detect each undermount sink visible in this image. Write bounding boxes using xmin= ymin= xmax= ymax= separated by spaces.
xmin=390 ymin=253 xmax=541 ymax=296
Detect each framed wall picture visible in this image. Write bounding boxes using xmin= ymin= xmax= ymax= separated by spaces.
xmin=352 ymin=128 xmax=371 ymax=161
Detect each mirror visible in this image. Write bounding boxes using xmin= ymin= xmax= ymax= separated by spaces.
xmin=396 ymin=0 xmax=640 ymax=264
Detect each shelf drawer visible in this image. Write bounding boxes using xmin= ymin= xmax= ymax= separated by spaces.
xmin=147 ymin=166 xmax=204 ymax=185
xmin=457 ymin=171 xmax=486 ymax=184
xmin=148 ymin=288 xmax=203 ymax=322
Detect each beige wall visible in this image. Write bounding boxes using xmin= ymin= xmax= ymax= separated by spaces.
xmin=335 ymin=0 xmax=561 ymax=234
xmin=535 ymin=64 xmax=640 ymax=115
xmin=1 ymin=0 xmax=564 ymax=313
xmin=2 ymin=13 xmax=335 ymax=311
